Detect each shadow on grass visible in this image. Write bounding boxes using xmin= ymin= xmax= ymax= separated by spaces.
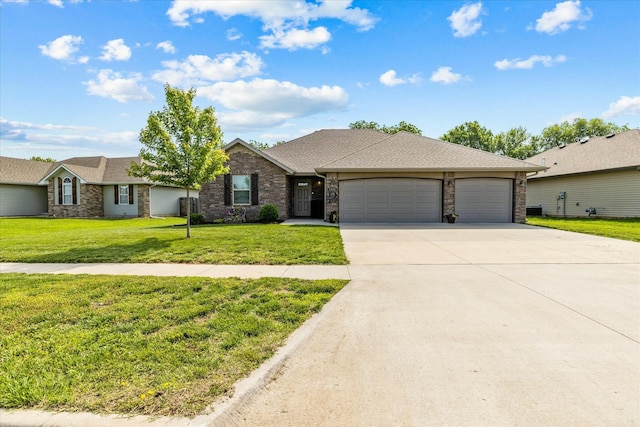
xmin=24 ymin=237 xmax=173 ymax=263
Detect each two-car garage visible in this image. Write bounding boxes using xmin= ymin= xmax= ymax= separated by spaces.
xmin=339 ymin=178 xmax=512 ymax=223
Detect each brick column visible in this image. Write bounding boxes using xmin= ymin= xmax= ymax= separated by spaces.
xmin=513 ymin=171 xmax=527 ymax=223
xmin=137 ymin=185 xmax=150 ymax=218
xmin=443 ymin=172 xmax=455 ymax=221
xmin=325 ymin=172 xmax=339 ymax=222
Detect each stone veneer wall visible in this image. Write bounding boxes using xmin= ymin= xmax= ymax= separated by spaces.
xmin=324 ymin=172 xmax=339 ymax=221
xmin=199 ymin=145 xmax=289 ymax=222
xmin=48 ymin=181 xmax=104 ymax=217
xmin=443 ymin=172 xmax=455 ymax=219
xmin=513 ymin=171 xmax=527 ymax=224
xmin=137 ymin=185 xmax=150 ymax=218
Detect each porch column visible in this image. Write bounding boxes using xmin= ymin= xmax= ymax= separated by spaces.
xmin=325 ymin=172 xmax=339 ymax=222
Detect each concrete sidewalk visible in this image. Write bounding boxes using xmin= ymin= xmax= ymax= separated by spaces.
xmin=0 ymin=262 xmax=351 ymax=280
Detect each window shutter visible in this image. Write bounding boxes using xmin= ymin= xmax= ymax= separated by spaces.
xmin=251 ymin=174 xmax=259 ymax=206
xmin=114 ymin=185 xmax=119 ymax=205
xmin=224 ymin=174 xmax=231 ymax=206
xmin=58 ymin=177 xmax=63 ymax=204
xmin=72 ymin=177 xmax=77 ymax=204
xmin=128 ymin=184 xmax=134 ymax=205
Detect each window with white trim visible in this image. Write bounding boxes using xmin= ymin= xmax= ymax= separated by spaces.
xmin=62 ymin=178 xmax=73 ymax=205
xmin=232 ymin=175 xmax=250 ymax=205
xmin=119 ymin=185 xmax=130 ymax=205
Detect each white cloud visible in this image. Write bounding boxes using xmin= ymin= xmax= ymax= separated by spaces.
xmin=197 ymin=78 xmax=348 ymax=130
xmin=430 ymin=66 xmax=463 ymax=84
xmin=156 ymin=40 xmax=176 ymax=54
xmin=260 ymin=26 xmax=331 ymax=51
xmin=379 ymin=70 xmax=422 ymax=87
xmin=48 ymin=0 xmax=63 ymax=7
xmin=152 ymin=51 xmax=264 ymax=86
xmin=166 ymin=0 xmax=377 ymax=51
xmin=448 ymin=2 xmax=484 ymax=38
xmin=227 ymin=28 xmax=243 ymax=41
xmin=84 ymin=69 xmax=153 ymax=103
xmin=0 ymin=117 xmax=139 ymax=159
xmin=494 ymin=54 xmax=567 ymax=70
xmin=38 ymin=35 xmax=83 ymax=61
xmin=533 ymin=1 xmax=592 ymax=35
xmin=99 ymin=39 xmax=132 ymax=61
xmin=602 ymin=96 xmax=640 ymax=118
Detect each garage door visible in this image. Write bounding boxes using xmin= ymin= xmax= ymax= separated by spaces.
xmin=340 ymin=178 xmax=441 ymax=222
xmin=455 ymin=178 xmax=512 ymax=222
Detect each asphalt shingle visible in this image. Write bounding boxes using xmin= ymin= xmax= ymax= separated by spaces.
xmin=527 ymin=130 xmax=640 ymax=179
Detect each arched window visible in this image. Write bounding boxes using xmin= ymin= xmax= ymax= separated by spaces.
xmin=63 ymin=177 xmax=73 ymax=205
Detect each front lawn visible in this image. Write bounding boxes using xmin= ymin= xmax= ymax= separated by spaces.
xmin=0 ymin=218 xmax=347 ymax=264
xmin=0 ymin=273 xmax=348 ymax=416
xmin=526 ymin=217 xmax=640 ymax=242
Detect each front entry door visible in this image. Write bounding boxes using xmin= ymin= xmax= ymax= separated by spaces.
xmin=294 ymin=179 xmax=311 ymax=216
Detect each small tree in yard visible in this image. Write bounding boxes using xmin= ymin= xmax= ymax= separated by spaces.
xmin=128 ymin=84 xmax=228 ymax=238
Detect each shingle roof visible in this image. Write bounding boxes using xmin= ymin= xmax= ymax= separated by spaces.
xmin=0 ymin=156 xmax=53 ymax=185
xmin=264 ymin=129 xmax=545 ymax=173
xmin=526 ymin=129 xmax=640 ymax=179
xmin=265 ymin=129 xmax=390 ymax=174
xmin=36 ymin=156 xmax=147 ymax=184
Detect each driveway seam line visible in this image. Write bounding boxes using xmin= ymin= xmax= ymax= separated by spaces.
xmin=480 ymin=264 xmax=640 ymax=344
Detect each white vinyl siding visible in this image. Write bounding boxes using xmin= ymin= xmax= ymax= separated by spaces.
xmin=150 ymin=187 xmax=199 ymax=216
xmin=340 ymin=178 xmax=442 ymax=222
xmin=455 ymin=178 xmax=512 ymax=222
xmin=0 ymin=184 xmax=48 ymax=216
xmin=526 ymin=169 xmax=640 ymax=218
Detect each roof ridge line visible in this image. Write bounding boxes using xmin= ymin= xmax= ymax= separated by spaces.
xmin=317 ymin=130 xmax=395 ymax=169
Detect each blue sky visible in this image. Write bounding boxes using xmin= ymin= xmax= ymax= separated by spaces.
xmin=1 ymin=0 xmax=639 ymax=160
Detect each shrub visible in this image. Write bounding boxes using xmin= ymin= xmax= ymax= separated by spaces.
xmin=258 ymin=204 xmax=279 ymax=223
xmin=190 ymin=213 xmax=205 ymax=225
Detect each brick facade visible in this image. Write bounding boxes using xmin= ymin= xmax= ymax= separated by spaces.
xmin=48 ymin=181 xmax=104 ymax=217
xmin=513 ymin=171 xmax=527 ymax=224
xmin=443 ymin=172 xmax=455 ymax=219
xmin=199 ymin=145 xmax=289 ymax=222
xmin=325 ymin=172 xmax=339 ymax=221
xmin=137 ymin=185 xmax=150 ymax=218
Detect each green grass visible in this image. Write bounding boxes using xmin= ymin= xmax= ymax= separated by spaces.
xmin=0 ymin=217 xmax=347 ymax=264
xmin=0 ymin=273 xmax=348 ymax=416
xmin=526 ymin=217 xmax=640 ymax=242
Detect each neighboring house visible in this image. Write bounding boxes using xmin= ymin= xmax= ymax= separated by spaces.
xmin=525 ymin=130 xmax=640 ymax=218
xmin=0 ymin=155 xmax=196 ymax=218
xmin=200 ymin=130 xmax=546 ymax=223
xmin=0 ymin=157 xmax=51 ymax=216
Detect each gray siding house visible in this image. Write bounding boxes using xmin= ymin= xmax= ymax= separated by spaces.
xmin=0 ymin=156 xmax=195 ymax=218
xmin=526 ymin=130 xmax=640 ymax=218
xmin=200 ymin=129 xmax=545 ymax=223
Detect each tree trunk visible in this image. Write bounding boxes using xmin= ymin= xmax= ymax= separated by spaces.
xmin=186 ymin=186 xmax=191 ymax=238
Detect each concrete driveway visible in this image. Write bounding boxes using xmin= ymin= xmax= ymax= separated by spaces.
xmin=221 ymin=224 xmax=639 ymax=426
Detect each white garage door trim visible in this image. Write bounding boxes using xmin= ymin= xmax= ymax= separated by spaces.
xmin=455 ymin=178 xmax=512 ymax=222
xmin=340 ymin=178 xmax=442 ymax=222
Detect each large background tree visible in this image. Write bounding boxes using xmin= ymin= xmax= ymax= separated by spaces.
xmin=539 ymin=118 xmax=629 ymax=150
xmin=441 ymin=117 xmax=631 ymax=159
xmin=440 ymin=121 xmax=495 ymax=152
xmin=129 ymin=84 xmax=228 ymax=238
xmin=349 ymin=120 xmax=422 ymax=135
